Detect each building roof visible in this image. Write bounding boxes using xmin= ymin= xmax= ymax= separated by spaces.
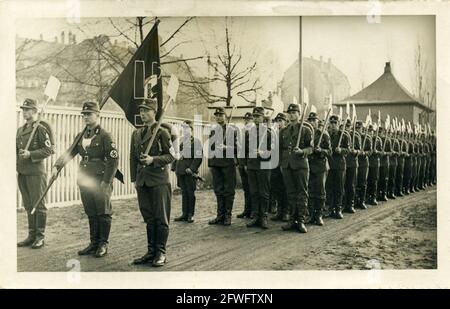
xmin=336 ymin=62 xmax=433 ymax=112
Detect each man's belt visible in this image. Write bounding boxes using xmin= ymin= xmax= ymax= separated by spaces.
xmin=81 ymin=156 xmax=104 ymax=163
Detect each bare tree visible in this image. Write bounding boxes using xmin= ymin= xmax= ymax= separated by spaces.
xmin=412 ymin=40 xmax=435 ymax=125
xmin=181 ymin=22 xmax=261 ymax=106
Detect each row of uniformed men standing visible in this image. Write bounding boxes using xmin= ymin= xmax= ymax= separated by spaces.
xmin=17 ymin=97 xmax=436 ymax=267
xmin=189 ymin=104 xmax=436 ymax=234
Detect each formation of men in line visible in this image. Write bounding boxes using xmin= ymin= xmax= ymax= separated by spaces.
xmin=191 ymin=104 xmax=437 ymax=234
xmin=17 ymin=98 xmax=436 ymax=268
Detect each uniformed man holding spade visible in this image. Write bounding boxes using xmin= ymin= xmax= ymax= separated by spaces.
xmin=17 ymin=98 xmax=55 ymax=249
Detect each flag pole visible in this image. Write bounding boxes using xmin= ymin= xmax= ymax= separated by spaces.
xmin=31 ymin=19 xmax=162 ymax=214
xmin=299 ymin=16 xmax=303 ymax=106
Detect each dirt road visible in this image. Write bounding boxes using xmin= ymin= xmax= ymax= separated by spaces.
xmin=17 ymin=187 xmax=436 ymax=272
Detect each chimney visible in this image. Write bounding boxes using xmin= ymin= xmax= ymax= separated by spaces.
xmin=384 ymin=62 xmax=391 ymax=73
xmin=61 ymin=31 xmax=65 ymax=44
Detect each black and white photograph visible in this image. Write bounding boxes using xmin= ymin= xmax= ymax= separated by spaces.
xmin=0 ymin=0 xmax=448 ymax=289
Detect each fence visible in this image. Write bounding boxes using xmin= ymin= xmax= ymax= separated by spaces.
xmin=16 ymin=105 xmax=211 ymax=209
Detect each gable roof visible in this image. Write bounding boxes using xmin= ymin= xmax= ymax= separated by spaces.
xmin=337 ymin=62 xmax=433 ymax=112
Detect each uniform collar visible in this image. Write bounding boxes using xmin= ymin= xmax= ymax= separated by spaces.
xmin=20 ymin=120 xmax=37 ymax=135
xmin=85 ymin=124 xmax=101 ymax=137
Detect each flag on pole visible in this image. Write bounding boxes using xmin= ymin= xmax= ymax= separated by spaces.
xmin=346 ymin=101 xmax=350 ymax=119
xmin=352 ymin=104 xmax=356 ymax=121
xmin=109 ymin=20 xmax=163 ymax=126
xmin=310 ymin=104 xmax=317 ymax=114
xmin=339 ymin=106 xmax=343 ymax=120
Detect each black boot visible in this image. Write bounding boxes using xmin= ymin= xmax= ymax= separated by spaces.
xmin=246 ymin=215 xmax=260 ymax=228
xmin=153 ymin=223 xmax=169 ymax=266
xmin=222 ymin=197 xmax=234 ymax=226
xmin=334 ymin=207 xmax=344 ymax=219
xmin=236 ymin=212 xmax=247 ymax=218
xmin=152 ymin=252 xmax=167 ymax=267
xmin=209 ymin=197 xmax=225 ymax=224
xmin=260 ymin=198 xmax=269 ymax=229
xmin=31 ymin=211 xmax=46 ymax=249
xmin=343 ymin=203 xmax=356 ymax=214
xmin=18 ymin=212 xmax=36 ymax=247
xmin=186 ymin=214 xmax=194 ymax=223
xmin=315 ymin=200 xmax=325 ymax=226
xmin=133 ymin=224 xmax=155 ymax=265
xmin=95 ymin=215 xmax=111 ymax=258
xmin=175 ymin=193 xmax=188 ymax=221
xmin=297 ymin=221 xmax=308 ymax=233
xmin=281 ymin=216 xmax=297 ymax=231
xmin=174 ymin=215 xmax=187 ymax=222
xmin=78 ymin=216 xmax=99 ymax=255
xmin=378 ymin=193 xmax=388 ymax=202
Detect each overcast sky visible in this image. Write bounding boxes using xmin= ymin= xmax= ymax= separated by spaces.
xmin=16 ymin=15 xmax=435 ymax=105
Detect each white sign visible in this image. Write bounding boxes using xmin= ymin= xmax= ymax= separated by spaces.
xmin=44 ymin=75 xmax=61 ymax=101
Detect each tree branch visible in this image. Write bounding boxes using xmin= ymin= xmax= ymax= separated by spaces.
xmin=109 ymin=18 xmax=139 ymax=48
xmin=161 ymin=17 xmax=195 ymax=47
xmin=161 ymin=55 xmax=203 ymax=65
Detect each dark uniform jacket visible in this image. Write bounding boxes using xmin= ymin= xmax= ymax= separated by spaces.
xmin=308 ymin=127 xmax=331 ymax=174
xmin=173 ymin=136 xmax=203 ymax=175
xmin=54 ymin=125 xmax=118 ymax=184
xmin=345 ymin=130 xmax=361 ymax=168
xmin=245 ymin=124 xmax=273 ymax=170
xmin=130 ymin=123 xmax=175 ymax=187
xmin=328 ymin=129 xmax=350 ymax=171
xmin=380 ymin=136 xmax=391 ymax=167
xmin=237 ymin=125 xmax=253 ymax=167
xmin=279 ymin=122 xmax=313 ymax=170
xmin=390 ymin=137 xmax=400 ymax=166
xmin=400 ymin=138 xmax=409 ymax=158
xmin=16 ymin=121 xmax=54 ymax=175
xmin=358 ymin=132 xmax=372 ymax=167
xmin=369 ymin=136 xmax=382 ymax=167
xmin=208 ymin=123 xmax=239 ymax=167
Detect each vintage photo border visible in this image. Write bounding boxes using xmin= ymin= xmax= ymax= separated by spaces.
xmin=0 ymin=0 xmax=448 ymax=289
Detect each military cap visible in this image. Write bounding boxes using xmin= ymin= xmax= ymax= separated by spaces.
xmin=378 ymin=126 xmax=385 ymax=132
xmin=345 ymin=118 xmax=352 ymax=127
xmin=214 ymin=107 xmax=226 ymax=115
xmin=182 ymin=120 xmax=194 ymax=130
xmin=81 ymin=101 xmax=100 ymax=114
xmin=355 ymin=120 xmax=363 ymax=128
xmin=274 ymin=113 xmax=287 ymax=122
xmin=243 ymin=112 xmax=254 ymax=120
xmin=329 ymin=115 xmax=339 ymax=123
xmin=138 ymin=98 xmax=157 ymax=111
xmin=252 ymin=106 xmax=265 ymax=116
xmin=307 ymin=111 xmax=318 ymax=120
xmin=286 ymin=103 xmax=300 ymax=113
xmin=20 ymin=98 xmax=38 ymax=111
